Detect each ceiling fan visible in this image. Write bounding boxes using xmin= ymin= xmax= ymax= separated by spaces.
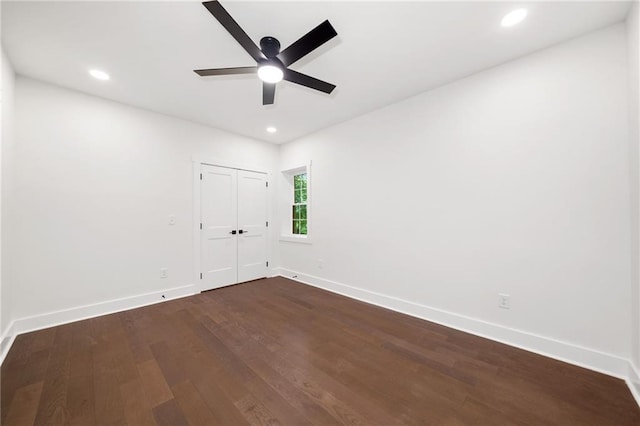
xmin=194 ymin=0 xmax=338 ymax=105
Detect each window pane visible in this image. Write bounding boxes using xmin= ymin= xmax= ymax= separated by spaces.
xmin=294 ymin=173 xmax=307 ymax=190
xmin=292 ymin=172 xmax=308 ymax=236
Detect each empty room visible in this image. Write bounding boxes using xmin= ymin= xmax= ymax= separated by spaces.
xmin=1 ymin=0 xmax=640 ymax=424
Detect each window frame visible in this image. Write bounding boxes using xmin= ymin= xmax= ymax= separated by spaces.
xmin=280 ymin=163 xmax=312 ymax=244
xmin=292 ymin=173 xmax=308 ymax=235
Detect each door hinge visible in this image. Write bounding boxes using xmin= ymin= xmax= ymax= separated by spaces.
xmin=200 ymin=273 xmax=202 ymax=279
xmin=200 ymin=173 xmax=202 ymax=180
xmin=266 ymin=181 xmax=268 ymax=188
xmin=200 ymin=223 xmax=202 ymax=230
xmin=266 ymin=261 xmax=269 ymax=267
xmin=266 ymin=221 xmax=269 ymax=227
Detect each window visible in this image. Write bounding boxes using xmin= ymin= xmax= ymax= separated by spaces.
xmin=280 ymin=163 xmax=311 ymax=244
xmin=292 ymin=173 xmax=308 ymax=235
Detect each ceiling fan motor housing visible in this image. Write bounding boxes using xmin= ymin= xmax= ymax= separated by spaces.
xmin=260 ymin=37 xmax=281 ymax=58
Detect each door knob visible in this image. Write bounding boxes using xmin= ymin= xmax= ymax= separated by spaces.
xmin=239 ymin=229 xmax=247 ymax=234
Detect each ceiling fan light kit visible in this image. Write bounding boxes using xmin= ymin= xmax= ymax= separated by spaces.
xmin=193 ymin=0 xmax=337 ymax=105
xmin=257 ymin=64 xmax=283 ymax=84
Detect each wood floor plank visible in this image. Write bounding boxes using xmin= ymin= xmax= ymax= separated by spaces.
xmin=188 ymin=373 xmax=251 ymax=426
xmin=121 ymin=378 xmax=158 ymax=426
xmin=152 ymin=398 xmax=189 ymax=426
xmin=234 ymin=393 xmax=281 ymax=426
xmin=93 ymin=348 xmax=126 ymax=425
xmin=233 ymin=356 xmax=333 ymax=426
xmin=17 ymin=348 xmax=51 ymax=391
xmin=171 ymin=380 xmax=218 ymax=426
xmin=190 ymin=323 xmax=289 ymax=424
xmin=1 ymin=334 xmax=46 ymax=424
xmin=32 ymin=325 xmax=73 ymax=425
xmin=149 ymin=341 xmax=188 ymax=388
xmin=67 ymin=349 xmax=96 ymax=425
xmin=3 ymin=381 xmax=44 ymax=426
xmin=137 ymin=359 xmax=174 ymax=408
xmin=2 ymin=277 xmax=639 ymax=425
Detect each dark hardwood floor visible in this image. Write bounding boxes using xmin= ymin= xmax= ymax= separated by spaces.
xmin=2 ymin=277 xmax=639 ymax=425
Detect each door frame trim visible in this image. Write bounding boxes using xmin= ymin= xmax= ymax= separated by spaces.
xmin=192 ymin=157 xmax=271 ymax=292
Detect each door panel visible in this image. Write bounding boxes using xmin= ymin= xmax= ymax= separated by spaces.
xmin=201 ymin=165 xmax=237 ymax=290
xmin=237 ymin=170 xmax=268 ymax=283
xmin=200 ymin=165 xmax=268 ymax=291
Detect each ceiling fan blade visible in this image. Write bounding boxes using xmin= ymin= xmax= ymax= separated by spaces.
xmin=202 ymin=1 xmax=266 ymax=62
xmin=194 ymin=66 xmax=257 ymax=76
xmin=263 ymin=83 xmax=276 ymax=105
xmin=277 ymin=20 xmax=337 ymax=67
xmin=283 ymin=69 xmax=335 ymax=94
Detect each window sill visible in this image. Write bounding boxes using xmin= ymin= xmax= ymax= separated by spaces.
xmin=279 ymin=234 xmax=313 ymax=245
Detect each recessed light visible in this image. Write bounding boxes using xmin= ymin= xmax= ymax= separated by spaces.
xmin=501 ymin=8 xmax=528 ymax=27
xmin=89 ymin=69 xmax=110 ymax=81
xmin=266 ymin=126 xmax=277 ymax=133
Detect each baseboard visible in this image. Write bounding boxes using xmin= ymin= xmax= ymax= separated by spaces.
xmin=276 ymin=268 xmax=638 ymax=401
xmin=0 ymin=322 xmax=16 ymax=366
xmin=0 ymin=283 xmax=197 ymax=365
xmin=629 ymin=363 xmax=640 ymax=407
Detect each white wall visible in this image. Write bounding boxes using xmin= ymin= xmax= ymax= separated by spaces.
xmin=279 ymin=24 xmax=632 ymax=362
xmin=628 ymin=2 xmax=640 ymax=384
xmin=1 ymin=48 xmax=16 ymax=339
xmin=6 ymin=77 xmax=278 ymax=324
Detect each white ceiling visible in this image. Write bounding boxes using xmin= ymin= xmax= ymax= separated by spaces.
xmin=2 ymin=1 xmax=631 ymax=143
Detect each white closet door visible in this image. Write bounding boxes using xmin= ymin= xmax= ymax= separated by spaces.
xmin=237 ymin=170 xmax=268 ymax=283
xmin=200 ymin=164 xmax=238 ymax=291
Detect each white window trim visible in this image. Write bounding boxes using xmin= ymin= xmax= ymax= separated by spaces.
xmin=280 ymin=162 xmax=312 ymax=244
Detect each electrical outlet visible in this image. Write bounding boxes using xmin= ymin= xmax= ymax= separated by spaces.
xmin=168 ymin=215 xmax=176 ymax=225
xmin=498 ymin=293 xmax=510 ymax=309
xmin=160 ymin=268 xmax=168 ymax=279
